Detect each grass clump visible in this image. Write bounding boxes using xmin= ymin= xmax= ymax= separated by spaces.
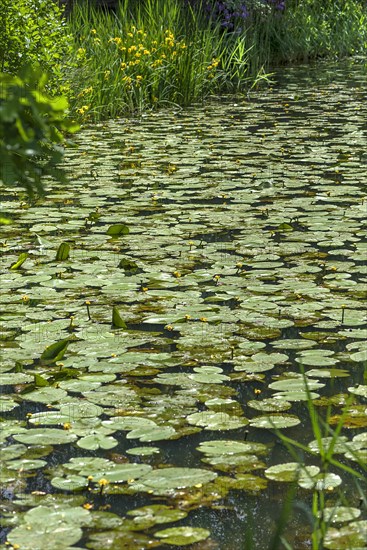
xmin=67 ymin=0 xmax=257 ymax=120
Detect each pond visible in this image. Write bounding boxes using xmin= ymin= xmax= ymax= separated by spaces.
xmin=1 ymin=57 xmax=367 ymax=550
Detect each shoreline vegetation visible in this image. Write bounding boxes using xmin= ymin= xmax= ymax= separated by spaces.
xmin=65 ymin=0 xmax=367 ymax=120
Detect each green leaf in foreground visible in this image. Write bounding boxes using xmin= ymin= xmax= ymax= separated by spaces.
xmin=55 ymin=242 xmax=71 ymax=261
xmin=40 ymin=338 xmax=69 ymax=362
xmin=10 ymin=252 xmax=28 ymax=270
xmin=107 ymin=224 xmax=129 ymax=236
xmin=112 ymin=306 xmax=127 ymax=329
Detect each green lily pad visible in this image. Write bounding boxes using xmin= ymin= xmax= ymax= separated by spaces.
xmin=7 ymin=505 xmax=91 ymax=550
xmin=187 ymin=411 xmax=249 ymax=430
xmin=324 ymin=520 xmax=367 ymax=549
xmin=154 ymin=526 xmax=210 ymax=546
xmin=14 ymin=428 xmax=77 ymax=445
xmin=51 ymin=475 xmax=88 ymax=491
xmin=265 ymin=462 xmax=319 ymax=483
xmin=126 ymin=447 xmax=160 ymax=457
xmin=131 ymin=467 xmax=217 ymax=492
xmin=319 ymin=506 xmax=361 ymax=523
xmin=249 ymin=415 xmax=301 ymax=429
xmin=127 ymin=504 xmax=187 ymax=524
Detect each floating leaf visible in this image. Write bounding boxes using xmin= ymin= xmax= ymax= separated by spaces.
xmin=154 ymin=526 xmax=210 ymax=546
xmin=131 ymin=467 xmax=217 ymax=492
xmin=250 ymin=415 xmax=301 ymax=429
xmin=14 ymin=428 xmax=77 ymax=445
xmin=187 ymin=411 xmax=249 ymax=430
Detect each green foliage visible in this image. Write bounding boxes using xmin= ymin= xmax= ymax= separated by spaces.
xmin=0 ymin=65 xmax=79 ymax=196
xmin=67 ymin=0 xmax=252 ymax=120
xmin=0 ymin=0 xmax=72 ymax=93
xmin=66 ymin=0 xmax=367 ymax=120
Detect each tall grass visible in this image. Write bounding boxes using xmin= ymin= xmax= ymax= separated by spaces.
xmin=67 ymin=0 xmax=253 ymax=120
xmin=267 ymin=373 xmax=367 ymax=549
xmin=65 ymin=0 xmax=367 ymax=119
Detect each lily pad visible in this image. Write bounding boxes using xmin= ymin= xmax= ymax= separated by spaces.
xmin=249 ymin=415 xmax=301 ymax=429
xmin=154 ymin=526 xmax=210 ymax=546
xmin=14 ymin=429 xmax=77 ymax=445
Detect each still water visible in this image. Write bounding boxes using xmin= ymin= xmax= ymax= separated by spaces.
xmin=1 ymin=57 xmax=366 ymax=549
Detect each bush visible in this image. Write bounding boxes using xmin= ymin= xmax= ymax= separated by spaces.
xmin=0 ymin=65 xmax=78 ymax=196
xmin=0 ymin=0 xmax=73 ymax=94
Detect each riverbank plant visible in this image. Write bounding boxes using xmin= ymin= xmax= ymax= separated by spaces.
xmin=67 ymin=0 xmax=255 ymax=120
xmin=67 ymin=0 xmax=367 ymax=120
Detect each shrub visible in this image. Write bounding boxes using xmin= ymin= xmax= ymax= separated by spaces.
xmin=0 ymin=0 xmax=73 ymax=94
xmin=0 ymin=65 xmax=78 ymax=196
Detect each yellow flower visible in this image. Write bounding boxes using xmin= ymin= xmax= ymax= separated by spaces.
xmin=83 ymin=503 xmax=93 ymax=510
xmin=91 ymin=29 xmax=97 ymax=34
xmin=63 ymin=422 xmax=72 ymax=430
xmin=98 ymin=478 xmax=109 ymax=486
xmin=128 ymin=45 xmax=137 ymax=53
xmin=143 ymin=49 xmax=150 ymax=55
xmin=127 ymin=32 xmax=134 ymax=38
xmin=104 ymin=70 xmax=110 ymax=79
xmin=137 ymin=29 xmax=144 ymax=35
xmin=136 ymin=75 xmax=143 ymax=81
xmin=120 ymin=62 xmax=127 ymax=70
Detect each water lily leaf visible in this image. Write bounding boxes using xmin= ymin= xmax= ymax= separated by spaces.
xmin=324 ymin=520 xmax=367 ymax=549
xmin=22 ymin=387 xmax=67 ymax=404
xmin=0 ymin=396 xmax=20 ymax=411
xmin=14 ymin=428 xmax=77 ymax=445
xmin=126 ymin=425 xmax=177 ymax=442
xmin=128 ymin=504 xmax=187 ymax=524
xmin=350 ymin=350 xmax=367 ymax=363
xmin=7 ymin=505 xmax=91 ymax=550
xmin=40 ymin=338 xmax=70 ymax=362
xmin=265 ymin=462 xmax=319 ymax=482
xmin=298 ymin=471 xmax=342 ymax=490
xmin=154 ymin=526 xmax=210 ymax=546
xmin=75 ymin=462 xmax=152 ymax=483
xmin=7 ymin=459 xmax=47 ymax=471
xmin=197 ymin=440 xmax=267 ymax=456
xmin=319 ymin=506 xmax=361 ymax=523
xmin=308 ymin=436 xmax=349 ymax=454
xmin=250 ymin=415 xmax=301 ymax=429
xmin=0 ymin=444 xmax=27 ymax=461
xmin=126 ymin=446 xmax=160 ymax=457
xmin=77 ymin=434 xmax=118 ymax=450
xmin=348 ymin=385 xmax=367 ymax=398
xmin=187 ymin=411 xmax=249 ymax=430
xmin=216 ymin=473 xmax=268 ymax=491
xmin=247 ymin=398 xmax=292 ymax=412
xmin=0 ymin=373 xmax=33 ymax=385
xmin=112 ymin=306 xmax=127 ymax=329
xmin=86 ymin=530 xmax=159 ymax=550
xmin=131 ymin=467 xmax=217 ymax=491
xmin=10 ymin=252 xmax=28 ymax=270
xmin=55 ymin=242 xmax=71 ymax=261
xmin=107 ymin=224 xmax=129 ymax=236
xmin=51 ymin=475 xmax=88 ymax=491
